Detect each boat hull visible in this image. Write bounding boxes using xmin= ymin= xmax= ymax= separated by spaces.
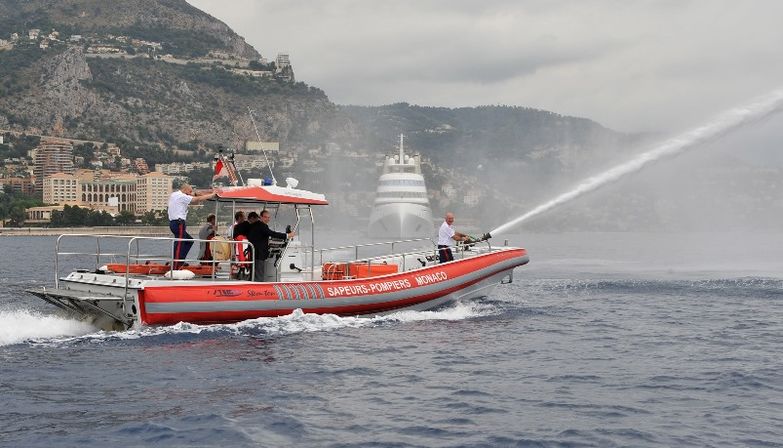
xmin=138 ymin=247 xmax=526 ymax=325
xmin=368 ymin=202 xmax=434 ymax=239
xmin=28 ymin=247 xmax=528 ymax=329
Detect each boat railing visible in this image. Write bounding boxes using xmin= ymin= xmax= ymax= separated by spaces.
xmin=298 ymin=238 xmax=496 ymax=279
xmin=292 ymin=238 xmax=432 ymax=280
xmin=312 ymin=238 xmax=435 ymax=264
xmin=365 ymin=239 xmax=495 ymax=266
xmin=54 ymin=233 xmax=257 ymax=291
xmin=455 ymin=238 xmax=493 ymax=256
xmin=353 ymin=247 xmax=438 ymax=274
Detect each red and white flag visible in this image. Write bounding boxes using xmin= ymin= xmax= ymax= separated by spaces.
xmin=213 ymin=159 xmax=228 ymax=181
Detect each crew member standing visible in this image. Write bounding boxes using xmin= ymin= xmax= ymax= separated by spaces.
xmin=167 ymin=184 xmax=216 ymax=269
xmin=247 ymin=209 xmax=295 ymax=281
xmin=437 ymin=212 xmax=467 ymax=263
xmin=228 ymin=211 xmax=246 ymax=240
xmin=233 ymin=211 xmax=255 ymax=240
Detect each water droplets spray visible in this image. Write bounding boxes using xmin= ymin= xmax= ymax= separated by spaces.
xmin=491 ymin=89 xmax=783 ymax=236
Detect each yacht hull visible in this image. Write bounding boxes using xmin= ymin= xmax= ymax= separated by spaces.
xmin=368 ymin=202 xmax=434 ymax=239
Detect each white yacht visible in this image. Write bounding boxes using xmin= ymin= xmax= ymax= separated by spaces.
xmin=368 ymin=134 xmax=434 ymax=239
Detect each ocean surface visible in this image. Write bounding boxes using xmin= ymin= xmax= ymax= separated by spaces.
xmin=1 ymin=232 xmax=782 ymax=447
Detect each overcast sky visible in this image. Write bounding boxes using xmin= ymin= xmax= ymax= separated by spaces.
xmin=187 ymin=0 xmax=783 ymax=134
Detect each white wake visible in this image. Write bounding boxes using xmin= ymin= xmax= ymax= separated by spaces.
xmin=52 ymin=301 xmax=498 ymax=344
xmin=0 ymin=309 xmax=97 ymax=347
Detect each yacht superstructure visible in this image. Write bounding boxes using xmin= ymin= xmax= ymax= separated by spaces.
xmin=368 ymin=135 xmax=434 ymax=239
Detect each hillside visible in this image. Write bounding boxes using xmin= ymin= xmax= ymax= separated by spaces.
xmin=0 ymin=0 xmax=258 ymax=58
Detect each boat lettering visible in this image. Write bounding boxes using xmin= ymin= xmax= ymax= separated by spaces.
xmin=327 ymin=279 xmax=412 ymax=297
xmin=327 ymin=285 xmax=369 ymax=297
xmin=414 ymin=271 xmax=448 ymax=286
xmin=247 ymin=289 xmax=276 ymax=298
xmin=210 ymin=289 xmax=242 ymax=297
xmin=369 ymin=278 xmax=411 ymax=293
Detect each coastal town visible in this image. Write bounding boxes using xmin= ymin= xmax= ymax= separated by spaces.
xmin=0 ymin=26 xmax=295 ymax=82
xmin=0 ymin=127 xmax=296 ymax=227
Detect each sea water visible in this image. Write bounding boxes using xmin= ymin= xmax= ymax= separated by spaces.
xmin=1 ymin=233 xmax=782 ymax=447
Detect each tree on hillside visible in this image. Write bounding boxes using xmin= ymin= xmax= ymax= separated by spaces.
xmin=73 ymin=143 xmax=95 ymax=168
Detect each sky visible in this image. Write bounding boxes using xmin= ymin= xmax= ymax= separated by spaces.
xmin=187 ymin=0 xmax=783 ymax=134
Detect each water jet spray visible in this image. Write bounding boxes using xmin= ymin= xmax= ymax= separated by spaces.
xmin=490 ymin=88 xmax=783 ymax=236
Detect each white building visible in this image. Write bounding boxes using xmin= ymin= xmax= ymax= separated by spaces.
xmin=154 ymin=161 xmax=211 ymax=175
xmin=135 ymin=172 xmax=173 ymax=213
xmin=244 ymin=141 xmax=279 ymax=153
xmin=43 ymin=173 xmax=80 ymax=204
xmin=276 ymin=53 xmax=290 ymax=68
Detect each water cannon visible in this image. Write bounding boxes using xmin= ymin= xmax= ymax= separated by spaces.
xmin=464 ymin=232 xmax=492 ymax=245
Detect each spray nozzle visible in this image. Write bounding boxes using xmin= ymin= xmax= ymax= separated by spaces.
xmin=464 ymin=232 xmax=492 ymax=244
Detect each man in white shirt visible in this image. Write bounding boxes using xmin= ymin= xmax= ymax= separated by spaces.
xmin=437 ymin=212 xmax=467 ymax=263
xmin=168 ymin=183 xmax=216 ymax=269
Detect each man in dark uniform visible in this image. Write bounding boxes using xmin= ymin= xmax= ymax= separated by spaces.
xmin=228 ymin=210 xmax=246 ymax=240
xmin=247 ymin=209 xmax=295 ymax=281
xmin=232 ymin=211 xmax=254 ymax=240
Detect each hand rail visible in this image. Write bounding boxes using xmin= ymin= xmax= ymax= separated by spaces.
xmin=53 ymin=233 xmax=256 ymax=293
xmin=454 ymin=239 xmax=493 ymax=259
xmin=313 ymin=237 xmax=435 ymax=263
xmin=315 ymin=237 xmax=435 ymax=254
xmin=55 ymin=233 xmax=153 ymax=288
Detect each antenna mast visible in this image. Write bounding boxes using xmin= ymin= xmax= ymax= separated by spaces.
xmin=227 ymin=151 xmax=244 ymax=186
xmin=399 ymin=133 xmax=404 ymax=162
xmin=247 ymin=107 xmax=277 ymax=186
